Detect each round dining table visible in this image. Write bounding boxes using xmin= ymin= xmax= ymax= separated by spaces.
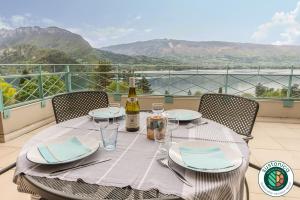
xmin=14 ymin=112 xmax=249 ymax=200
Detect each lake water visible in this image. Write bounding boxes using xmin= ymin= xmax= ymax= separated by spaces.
xmin=134 ymin=69 xmax=300 ymax=96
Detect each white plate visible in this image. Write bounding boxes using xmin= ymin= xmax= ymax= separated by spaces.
xmin=164 ymin=109 xmax=202 ymax=121
xmin=89 ymin=107 xmax=125 ymax=119
xmin=26 ymin=134 xmax=100 ymax=165
xmin=168 ymin=141 xmax=243 ymax=173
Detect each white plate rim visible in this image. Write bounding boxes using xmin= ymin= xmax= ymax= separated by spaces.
xmin=168 ymin=140 xmax=243 ymax=173
xmin=164 ymin=109 xmax=202 ymax=121
xmin=89 ymin=107 xmax=125 ymax=119
xmin=26 ymin=135 xmax=100 ymax=165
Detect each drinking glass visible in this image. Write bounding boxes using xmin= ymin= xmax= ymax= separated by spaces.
xmin=152 ymin=103 xmax=164 ymax=115
xmin=109 ymin=103 xmax=121 ymax=124
xmin=100 ymin=123 xmax=119 ymax=151
xmin=167 ymin=117 xmax=179 ymax=144
xmin=93 ymin=116 xmax=109 ymax=131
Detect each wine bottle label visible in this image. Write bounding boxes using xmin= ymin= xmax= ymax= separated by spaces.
xmin=126 ymin=114 xmax=140 ymax=128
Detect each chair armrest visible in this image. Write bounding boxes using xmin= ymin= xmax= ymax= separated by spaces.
xmin=0 ymin=162 xmax=16 ymax=175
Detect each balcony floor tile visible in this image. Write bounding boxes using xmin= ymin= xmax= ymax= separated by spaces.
xmin=0 ymin=170 xmax=30 ymax=200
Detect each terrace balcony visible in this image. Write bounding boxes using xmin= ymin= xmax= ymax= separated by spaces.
xmin=0 ymin=64 xmax=300 ymax=200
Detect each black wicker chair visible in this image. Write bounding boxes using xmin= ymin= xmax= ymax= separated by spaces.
xmin=52 ymin=91 xmax=109 ymax=123
xmin=199 ymin=93 xmax=259 ymax=142
xmin=199 ymin=93 xmax=259 ymax=200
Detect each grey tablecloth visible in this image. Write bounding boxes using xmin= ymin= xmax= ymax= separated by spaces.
xmin=14 ymin=112 xmax=249 ymax=200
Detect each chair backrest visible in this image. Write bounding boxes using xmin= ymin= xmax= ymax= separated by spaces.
xmin=52 ymin=91 xmax=109 ymax=123
xmin=198 ymin=93 xmax=259 ymax=136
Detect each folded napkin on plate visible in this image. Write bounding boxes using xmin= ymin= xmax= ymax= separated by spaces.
xmin=38 ymin=137 xmax=91 ymax=163
xmin=179 ymin=147 xmax=234 ymax=170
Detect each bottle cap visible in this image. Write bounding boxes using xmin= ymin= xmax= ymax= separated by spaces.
xmin=129 ymin=77 xmax=135 ymax=87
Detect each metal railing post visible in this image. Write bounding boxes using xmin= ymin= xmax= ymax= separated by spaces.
xmin=168 ymin=67 xmax=171 ymax=94
xmin=113 ymin=65 xmax=121 ymax=101
xmin=257 ymin=65 xmax=261 ymax=82
xmin=38 ymin=65 xmax=44 ymax=100
xmin=0 ymin=90 xmax=4 ymax=114
xmin=224 ymin=65 xmax=229 ymax=94
xmin=165 ymin=66 xmax=173 ymax=103
xmin=287 ymin=65 xmax=294 ymax=99
xmin=116 ymin=65 xmax=120 ymax=94
xmin=65 ymin=65 xmax=72 ymax=93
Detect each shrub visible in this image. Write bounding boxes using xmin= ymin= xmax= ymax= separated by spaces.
xmin=0 ymin=79 xmax=17 ymax=105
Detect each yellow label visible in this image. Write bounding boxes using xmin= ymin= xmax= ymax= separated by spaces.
xmin=126 ymin=114 xmax=140 ymax=128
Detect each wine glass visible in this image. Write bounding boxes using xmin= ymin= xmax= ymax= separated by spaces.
xmin=152 ymin=103 xmax=164 ymax=115
xmin=109 ymin=103 xmax=121 ymax=124
xmin=154 ymin=121 xmax=170 ymax=158
xmin=167 ymin=117 xmax=179 ymax=144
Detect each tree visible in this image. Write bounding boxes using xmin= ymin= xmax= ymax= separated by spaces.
xmin=241 ymin=93 xmax=254 ymax=98
xmin=43 ymin=75 xmax=65 ymax=97
xmin=254 ymin=84 xmax=287 ymax=98
xmin=119 ymin=69 xmax=134 ymax=84
xmin=0 ymin=79 xmax=16 ymax=105
xmin=137 ymin=76 xmax=153 ymax=94
xmin=291 ymin=84 xmax=300 ymax=98
xmin=106 ymin=81 xmax=129 ymax=94
xmin=19 ymin=69 xmax=31 ymax=86
xmin=218 ymin=87 xmax=223 ymax=94
xmin=194 ymin=91 xmax=202 ymax=96
xmin=16 ymin=74 xmax=65 ymax=102
xmin=92 ymin=60 xmax=113 ymax=90
xmin=255 ymin=83 xmax=267 ymax=97
xmin=281 ymin=87 xmax=288 ymax=97
xmin=106 ymin=80 xmax=143 ymax=94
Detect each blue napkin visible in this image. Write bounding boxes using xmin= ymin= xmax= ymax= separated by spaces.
xmin=179 ymin=147 xmax=234 ymax=170
xmin=38 ymin=137 xmax=91 ymax=163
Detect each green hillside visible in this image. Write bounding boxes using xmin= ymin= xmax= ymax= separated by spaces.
xmin=0 ymin=44 xmax=78 ymax=64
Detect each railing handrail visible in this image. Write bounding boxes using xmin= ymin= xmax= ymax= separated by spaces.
xmin=1 ymin=64 xmax=300 ymax=116
xmin=0 ymin=63 xmax=299 ymax=68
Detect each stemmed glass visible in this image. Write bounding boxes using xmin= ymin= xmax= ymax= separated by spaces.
xmin=109 ymin=103 xmax=121 ymax=124
xmin=154 ymin=125 xmax=169 ymax=157
xmin=167 ymin=117 xmax=179 ymax=145
xmin=152 ymin=103 xmax=170 ymax=157
xmin=152 ymin=103 xmax=164 ymax=115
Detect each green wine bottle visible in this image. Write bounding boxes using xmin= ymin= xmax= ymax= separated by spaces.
xmin=125 ymin=77 xmax=140 ymax=132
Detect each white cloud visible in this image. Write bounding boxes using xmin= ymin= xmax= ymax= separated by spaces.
xmin=144 ymin=28 xmax=152 ymax=33
xmin=41 ymin=18 xmax=57 ymax=26
xmin=252 ymin=1 xmax=300 ymax=45
xmin=11 ymin=15 xmax=28 ymax=27
xmin=69 ymin=26 xmax=136 ymax=47
xmin=135 ymin=15 xmax=142 ymax=20
xmin=0 ymin=13 xmax=59 ymax=29
xmin=0 ymin=17 xmax=11 ymax=29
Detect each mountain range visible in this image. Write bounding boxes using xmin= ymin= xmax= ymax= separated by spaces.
xmin=102 ymin=39 xmax=300 ymax=67
xmin=1 ymin=26 xmax=300 ymax=67
xmin=0 ymin=26 xmax=176 ymax=65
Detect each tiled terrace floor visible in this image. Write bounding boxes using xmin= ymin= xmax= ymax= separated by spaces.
xmin=0 ymin=120 xmax=300 ymax=200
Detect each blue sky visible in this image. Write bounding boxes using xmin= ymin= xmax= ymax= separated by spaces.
xmin=1 ymin=0 xmax=300 ymax=47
